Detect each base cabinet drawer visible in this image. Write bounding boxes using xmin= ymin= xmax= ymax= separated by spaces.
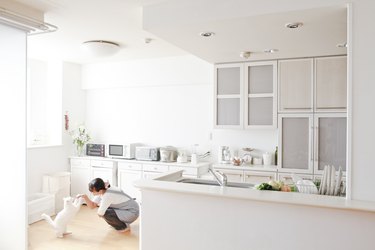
xmin=244 ymin=171 xmax=276 ymax=185
xmin=143 ymin=164 xmax=169 ymax=173
xmin=214 ymin=169 xmax=243 ymax=182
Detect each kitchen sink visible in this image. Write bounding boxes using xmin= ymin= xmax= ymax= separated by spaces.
xmin=177 ymin=178 xmax=254 ymax=189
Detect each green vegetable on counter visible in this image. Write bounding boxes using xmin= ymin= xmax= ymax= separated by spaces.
xmin=256 ymin=183 xmax=273 ymax=190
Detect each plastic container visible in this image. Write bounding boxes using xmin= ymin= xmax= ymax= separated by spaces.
xmin=42 ymin=172 xmax=71 ymax=213
xmin=28 ymin=193 xmax=55 ymax=224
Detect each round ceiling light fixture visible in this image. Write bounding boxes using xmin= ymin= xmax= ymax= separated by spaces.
xmin=285 ymin=22 xmax=303 ymax=29
xmin=240 ymin=51 xmax=251 ymax=59
xmin=199 ymin=31 xmax=215 ymax=37
xmin=81 ymin=40 xmax=120 ymax=57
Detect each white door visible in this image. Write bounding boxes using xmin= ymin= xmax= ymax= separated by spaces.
xmin=278 ymin=114 xmax=314 ymax=174
xmin=118 ymin=170 xmax=142 ymax=201
xmin=71 ymin=166 xmax=91 ymax=196
xmin=214 ymin=63 xmax=244 ymax=128
xmin=91 ymin=167 xmax=115 ymax=186
xmin=278 ymin=58 xmax=313 ymax=112
xmin=244 ymin=61 xmax=277 ymax=128
xmin=314 ymin=114 xmax=347 ymax=174
xmin=314 ymin=56 xmax=347 ymax=112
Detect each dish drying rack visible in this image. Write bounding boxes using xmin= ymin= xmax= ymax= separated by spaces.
xmin=289 ymin=169 xmax=346 ymax=197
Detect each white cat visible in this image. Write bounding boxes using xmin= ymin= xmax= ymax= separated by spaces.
xmin=41 ymin=196 xmax=83 ymax=238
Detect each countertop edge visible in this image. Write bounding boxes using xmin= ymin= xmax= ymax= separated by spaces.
xmin=134 ymin=179 xmax=375 ymax=214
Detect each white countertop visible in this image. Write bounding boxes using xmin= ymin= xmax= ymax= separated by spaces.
xmin=134 ymin=170 xmax=375 ymax=213
xmin=70 ymin=156 xmax=210 ymax=168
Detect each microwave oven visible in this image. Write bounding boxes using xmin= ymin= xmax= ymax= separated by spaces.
xmin=107 ymin=144 xmax=140 ymax=159
xmin=135 ymin=146 xmax=160 ymax=161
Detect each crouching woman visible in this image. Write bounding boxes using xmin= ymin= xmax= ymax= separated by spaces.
xmin=79 ymin=178 xmax=139 ymax=232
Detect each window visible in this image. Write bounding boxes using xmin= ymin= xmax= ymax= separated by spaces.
xmin=27 ymin=59 xmax=62 ymax=146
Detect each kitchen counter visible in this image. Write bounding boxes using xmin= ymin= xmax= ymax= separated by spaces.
xmin=69 ymin=155 xmax=210 ymax=168
xmin=135 ymin=170 xmax=375 ymax=213
xmin=135 ymin=171 xmax=375 ymax=250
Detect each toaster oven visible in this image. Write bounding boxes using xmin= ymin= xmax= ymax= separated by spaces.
xmin=86 ymin=143 xmax=105 ymax=157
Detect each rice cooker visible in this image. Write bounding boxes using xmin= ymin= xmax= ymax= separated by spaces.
xmin=160 ymin=147 xmax=178 ymax=162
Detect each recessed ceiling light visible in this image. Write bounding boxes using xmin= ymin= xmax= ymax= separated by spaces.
xmin=285 ymin=22 xmax=303 ymax=29
xmin=264 ymin=49 xmax=279 ymax=53
xmin=199 ymin=31 xmax=215 ymax=37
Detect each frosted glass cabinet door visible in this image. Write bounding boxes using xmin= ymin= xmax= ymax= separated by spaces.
xmin=315 ymin=114 xmax=347 ymax=173
xmin=278 ymin=115 xmax=313 ymax=173
xmin=315 ymin=56 xmax=347 ymax=111
xmin=214 ymin=64 xmax=243 ymax=128
xmin=245 ymin=61 xmax=277 ymax=128
xmin=278 ymin=59 xmax=313 ymax=112
xmin=248 ymin=97 xmax=273 ymax=126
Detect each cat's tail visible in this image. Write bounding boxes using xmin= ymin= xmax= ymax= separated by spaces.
xmin=41 ymin=213 xmax=55 ymax=228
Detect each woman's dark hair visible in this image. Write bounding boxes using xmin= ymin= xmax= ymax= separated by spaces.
xmin=89 ymin=178 xmax=107 ymax=192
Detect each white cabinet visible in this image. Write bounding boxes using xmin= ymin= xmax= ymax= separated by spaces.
xmin=118 ymin=162 xmax=143 ymax=201
xmin=314 ymin=114 xmax=347 ymax=174
xmin=278 ymin=56 xmax=347 ymax=113
xmin=214 ymin=61 xmax=277 ymax=129
xmin=277 ymin=173 xmax=313 ymax=185
xmin=243 ymin=171 xmax=276 ymax=184
xmin=244 ymin=61 xmax=277 ymax=128
xmin=278 ymin=114 xmax=347 ymax=174
xmin=212 ymin=165 xmax=277 ymax=185
xmin=314 ymin=56 xmax=347 ymax=112
xmin=90 ymin=159 xmax=117 ymax=186
xmin=70 ymin=158 xmax=91 ymax=196
xmin=278 ymin=114 xmax=314 ymax=174
xmin=214 ymin=63 xmax=243 ymax=128
xmin=278 ymin=58 xmax=313 ymax=112
xmin=215 ymin=169 xmax=244 ymax=182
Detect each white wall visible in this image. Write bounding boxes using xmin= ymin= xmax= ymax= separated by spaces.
xmin=83 ymin=55 xmax=278 ymax=162
xmin=0 ymin=23 xmax=27 ymax=250
xmin=27 ymin=62 xmax=86 ymax=194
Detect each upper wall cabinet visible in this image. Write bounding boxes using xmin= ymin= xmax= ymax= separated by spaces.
xmin=244 ymin=61 xmax=277 ymax=129
xmin=278 ymin=56 xmax=347 ymax=113
xmin=314 ymin=56 xmax=347 ymax=112
xmin=214 ymin=61 xmax=277 ymax=129
xmin=214 ymin=63 xmax=244 ymax=129
xmin=278 ymin=58 xmax=314 ymax=112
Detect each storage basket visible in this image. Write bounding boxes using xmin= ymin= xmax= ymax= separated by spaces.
xmin=28 ymin=193 xmax=55 ymax=224
xmin=42 ymin=171 xmax=71 ymax=213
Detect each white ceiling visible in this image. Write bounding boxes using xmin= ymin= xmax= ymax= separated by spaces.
xmin=17 ymin=0 xmax=187 ymax=64
xmin=14 ymin=0 xmax=347 ymax=64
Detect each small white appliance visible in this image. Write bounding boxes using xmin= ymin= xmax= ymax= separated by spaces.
xmin=135 ymin=146 xmax=160 ymax=161
xmin=107 ymin=143 xmax=140 ymax=159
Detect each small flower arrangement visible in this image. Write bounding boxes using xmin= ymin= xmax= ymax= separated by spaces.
xmin=70 ymin=125 xmax=91 ymax=156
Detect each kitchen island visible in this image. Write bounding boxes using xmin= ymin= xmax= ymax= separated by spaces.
xmin=134 ymin=171 xmax=375 ymax=250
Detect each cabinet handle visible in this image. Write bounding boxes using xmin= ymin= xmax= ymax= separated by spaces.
xmin=315 ymin=126 xmax=319 ymax=161
xmin=311 ymin=126 xmax=314 ymax=161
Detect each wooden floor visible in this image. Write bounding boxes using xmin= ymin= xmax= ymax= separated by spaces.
xmin=28 ymin=205 xmax=139 ymax=250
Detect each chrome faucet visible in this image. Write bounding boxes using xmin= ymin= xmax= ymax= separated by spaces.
xmin=208 ymin=168 xmax=228 ymax=186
